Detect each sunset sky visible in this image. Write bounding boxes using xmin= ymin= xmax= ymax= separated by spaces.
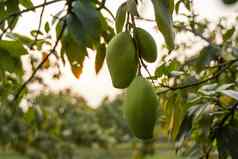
xmin=16 ymin=0 xmax=238 ymax=107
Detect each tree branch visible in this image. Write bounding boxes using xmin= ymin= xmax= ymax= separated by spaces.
xmin=102 ymin=6 xmax=115 ymax=21
xmin=173 ymin=24 xmax=211 ymax=44
xmin=13 ymin=20 xmax=67 ymax=102
xmin=136 ymin=17 xmax=211 ymax=44
xmin=12 ymin=0 xmax=75 ymax=102
xmin=0 ymin=0 xmax=64 ymax=27
xmin=0 ymin=17 xmax=17 ymax=39
xmin=96 ymin=0 xmax=106 ymax=10
xmin=218 ymin=102 xmax=238 ymax=128
xmin=30 ymin=0 xmax=47 ymax=49
xmin=209 ymin=102 xmax=238 ymax=142
xmin=157 ymin=59 xmax=238 ymax=95
xmin=140 ymin=58 xmax=156 ymax=86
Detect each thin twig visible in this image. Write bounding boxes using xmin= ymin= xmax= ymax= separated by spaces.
xmin=204 ymin=147 xmax=212 ymax=159
xmin=157 ymin=59 xmax=238 ymax=94
xmin=140 ymin=58 xmax=155 ymax=86
xmin=136 ymin=17 xmax=211 ymax=44
xmin=102 ymin=6 xmax=115 ymax=21
xmin=131 ymin=14 xmax=156 ymax=85
xmin=0 ymin=0 xmax=64 ymax=27
xmin=209 ymin=102 xmax=238 ymax=142
xmin=12 ymin=0 xmax=73 ymax=102
xmin=30 ymin=0 xmax=47 ymax=49
xmin=0 ymin=16 xmax=17 ymax=39
xmin=136 ymin=17 xmax=154 ymax=22
xmin=13 ymin=20 xmax=67 ymax=102
xmin=126 ymin=12 xmax=130 ymax=32
xmin=173 ymin=24 xmax=211 ymax=44
xmin=96 ymin=0 xmax=106 ymax=10
xmin=218 ymin=102 xmax=238 ymax=127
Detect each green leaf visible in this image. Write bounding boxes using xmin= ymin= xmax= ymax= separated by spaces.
xmin=31 ymin=30 xmax=43 ymax=37
xmin=198 ymin=83 xmax=218 ymax=96
xmin=175 ymin=0 xmax=190 ymax=14
xmin=102 ymin=26 xmax=115 ymax=43
xmin=151 ymin=0 xmax=175 ymax=51
xmin=52 ymin=10 xmax=64 ymax=25
xmin=155 ymin=64 xmax=167 ymax=77
xmin=66 ymin=14 xmax=91 ymax=48
xmin=217 ymin=135 xmax=229 ymax=159
xmin=0 ymin=40 xmax=27 ymax=57
xmin=19 ymin=0 xmax=33 ymax=9
xmin=219 ymin=90 xmax=238 ymax=101
xmin=175 ymin=1 xmax=181 ymax=14
xmin=0 ymin=49 xmax=23 ymax=76
xmin=226 ymin=127 xmax=238 ymax=158
xmin=175 ymin=112 xmax=193 ymax=148
xmin=68 ymin=1 xmax=104 ymax=48
xmin=168 ymin=0 xmax=175 ymax=15
xmin=231 ymin=47 xmax=238 ymax=57
xmin=194 ymin=45 xmax=221 ymax=72
xmin=95 ymin=44 xmax=106 ymax=74
xmin=162 ymin=0 xmax=174 ymax=15
xmin=222 ymin=0 xmax=238 ymax=5
xmin=6 ymin=0 xmax=20 ymax=29
xmin=182 ymin=0 xmax=191 ymax=10
xmin=160 ymin=90 xmax=186 ymax=139
xmin=6 ymin=32 xmax=34 ymax=48
xmin=44 ymin=22 xmax=50 ymax=33
xmin=223 ymin=27 xmax=235 ymax=42
xmin=192 ymin=103 xmax=211 ymax=121
xmin=216 ymin=83 xmax=234 ymax=92
xmin=0 ymin=3 xmax=5 ymax=17
xmin=216 ymin=126 xmax=238 ymax=159
xmin=61 ymin=28 xmax=87 ymax=71
xmin=35 ymin=39 xmax=50 ymax=51
xmin=155 ymin=60 xmax=179 ymax=77
xmin=0 ymin=2 xmax=7 ymax=30
xmin=127 ymin=0 xmax=139 ymax=16
xmin=56 ymin=19 xmax=63 ymax=38
xmin=56 ymin=20 xmax=66 ymax=64
xmin=115 ymin=2 xmax=127 ymax=33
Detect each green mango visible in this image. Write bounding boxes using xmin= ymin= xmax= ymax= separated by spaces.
xmin=123 ymin=76 xmax=158 ymax=140
xmin=134 ymin=27 xmax=157 ymax=63
xmin=106 ymin=32 xmax=137 ymax=88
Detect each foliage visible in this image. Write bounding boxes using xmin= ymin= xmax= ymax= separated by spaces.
xmin=1 ymin=0 xmax=238 ymax=159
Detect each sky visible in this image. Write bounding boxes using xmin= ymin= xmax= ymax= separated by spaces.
xmin=15 ymin=0 xmax=238 ymax=107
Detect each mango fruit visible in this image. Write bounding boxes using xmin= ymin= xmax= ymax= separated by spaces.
xmin=134 ymin=27 xmax=157 ymax=63
xmin=106 ymin=32 xmax=137 ymax=88
xmin=123 ymin=76 xmax=158 ymax=140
